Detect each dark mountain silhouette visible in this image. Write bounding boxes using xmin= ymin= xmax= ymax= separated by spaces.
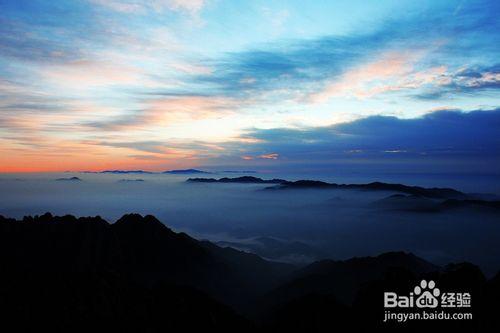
xmin=262 ymin=263 xmax=499 ymax=332
xmin=118 ymin=178 xmax=145 ymax=182
xmin=187 ymin=177 xmax=467 ymax=199
xmin=0 ymin=213 xmax=293 ymax=309
xmin=261 ymin=293 xmax=353 ymax=333
xmin=188 ymin=176 xmax=286 ymax=184
xmin=85 ymin=169 xmax=212 ymax=175
xmin=55 ymin=176 xmax=82 ymax=181
xmin=268 ymin=180 xmax=467 ymax=199
xmin=100 ymin=170 xmax=153 ymax=174
xmin=260 ymin=252 xmax=439 ymax=309
xmin=163 ymin=169 xmax=210 ymax=174
xmin=0 ymin=270 xmax=253 ymax=333
xmin=0 ymin=213 xmax=499 ymax=332
xmin=111 ymin=214 xmax=294 ymax=307
xmin=375 ymin=193 xmax=437 ymax=211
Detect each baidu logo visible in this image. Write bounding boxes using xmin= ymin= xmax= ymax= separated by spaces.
xmin=383 ymin=280 xmax=472 ymax=322
xmin=384 ymin=279 xmax=471 ymax=309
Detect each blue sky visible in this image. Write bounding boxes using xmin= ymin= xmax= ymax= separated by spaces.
xmin=0 ymin=0 xmax=499 ymax=172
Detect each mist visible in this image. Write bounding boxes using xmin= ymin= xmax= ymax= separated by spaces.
xmin=1 ymin=171 xmax=499 ymax=276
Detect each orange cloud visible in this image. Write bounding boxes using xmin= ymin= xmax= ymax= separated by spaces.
xmin=41 ymin=59 xmax=143 ymax=89
xmin=259 ymin=153 xmax=279 ymax=160
xmin=97 ymin=95 xmax=240 ymax=132
xmin=308 ymin=49 xmax=450 ymax=102
xmin=309 ymin=50 xmax=414 ymax=102
xmin=148 ymin=95 xmax=235 ymax=122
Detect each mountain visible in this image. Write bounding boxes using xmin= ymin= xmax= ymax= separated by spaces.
xmin=100 ymin=170 xmax=153 ymax=174
xmin=188 ymin=176 xmax=286 ymax=184
xmin=55 ymin=176 xmax=82 ymax=181
xmin=261 ymin=252 xmax=439 ymax=308
xmin=1 ymin=213 xmax=499 ymax=331
xmin=374 ymin=194 xmax=438 ymax=211
xmin=261 ymin=262 xmax=499 ymax=333
xmin=187 ymin=176 xmax=467 ymax=199
xmin=88 ymin=169 xmax=213 ymax=175
xmin=163 ymin=169 xmax=210 ymax=174
xmin=118 ymin=178 xmax=145 ymax=182
xmin=0 ymin=213 xmax=293 ymax=309
xmin=268 ymin=180 xmax=467 ymax=199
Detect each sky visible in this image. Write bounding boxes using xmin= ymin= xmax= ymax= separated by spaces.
xmin=0 ymin=0 xmax=499 ymax=173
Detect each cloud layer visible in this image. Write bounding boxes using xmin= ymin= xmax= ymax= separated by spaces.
xmin=0 ymin=0 xmax=499 ymax=172
xmin=211 ymin=109 xmax=500 ymax=174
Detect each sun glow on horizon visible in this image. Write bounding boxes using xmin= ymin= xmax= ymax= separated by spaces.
xmin=0 ymin=0 xmax=499 ymax=173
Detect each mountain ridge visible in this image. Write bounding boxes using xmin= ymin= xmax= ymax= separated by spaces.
xmin=187 ymin=176 xmax=468 ymax=199
xmin=1 ymin=213 xmax=499 ymax=331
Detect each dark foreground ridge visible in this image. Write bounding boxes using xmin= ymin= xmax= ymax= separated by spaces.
xmin=0 ymin=213 xmax=499 ymax=332
xmin=187 ymin=176 xmax=467 ymax=199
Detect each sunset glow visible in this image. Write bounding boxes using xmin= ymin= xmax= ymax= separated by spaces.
xmin=1 ymin=0 xmax=499 ymax=172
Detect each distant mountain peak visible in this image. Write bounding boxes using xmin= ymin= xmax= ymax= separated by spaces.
xmin=188 ymin=176 xmax=285 ymax=184
xmin=55 ymin=176 xmax=82 ymax=181
xmin=163 ymin=169 xmax=210 ymax=174
xmin=188 ymin=176 xmax=468 ymax=199
xmin=101 ymin=170 xmax=153 ymax=174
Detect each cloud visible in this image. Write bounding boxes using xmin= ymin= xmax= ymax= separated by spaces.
xmin=187 ymin=0 xmax=500 ymax=104
xmin=259 ymin=153 xmax=279 ymax=160
xmin=414 ymin=64 xmax=500 ymax=100
xmin=89 ymin=0 xmax=207 ymax=15
xmin=40 ymin=59 xmax=144 ymax=89
xmin=0 ymin=17 xmax=85 ymax=63
xmin=86 ymin=95 xmax=239 ymax=131
xmin=170 ymin=62 xmax=213 ymax=75
xmin=85 ymin=138 xmax=229 ymax=165
xmin=1 ymin=0 xmax=499 ymax=172
xmin=308 ymin=60 xmax=500 ymax=102
xmin=309 ymin=57 xmax=499 ymax=103
xmin=0 ymin=77 xmax=78 ymax=141
xmin=211 ymin=109 xmax=500 ymax=173
xmin=165 ymin=0 xmax=206 ymax=14
xmin=308 ymin=49 xmax=431 ymax=102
